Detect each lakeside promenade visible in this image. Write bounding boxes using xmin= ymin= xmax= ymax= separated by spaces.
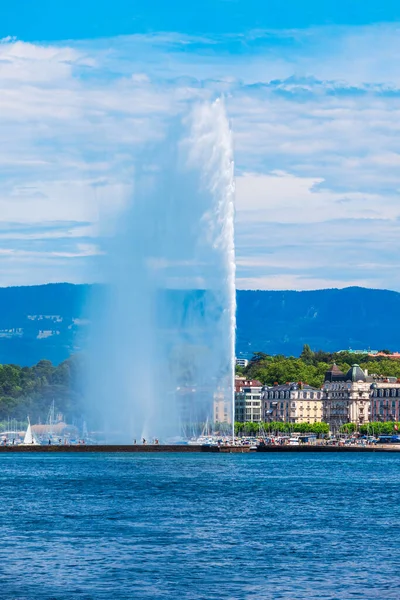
xmin=0 ymin=444 xmax=400 ymax=453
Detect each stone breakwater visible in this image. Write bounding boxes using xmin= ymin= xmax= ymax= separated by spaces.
xmin=0 ymin=444 xmax=246 ymax=453
xmin=0 ymin=444 xmax=399 ymax=453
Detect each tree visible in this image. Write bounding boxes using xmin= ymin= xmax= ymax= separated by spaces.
xmin=0 ymin=356 xmax=83 ymax=422
xmin=310 ymin=422 xmax=329 ymax=436
xmin=300 ymin=344 xmax=315 ymax=365
xmin=358 ymin=421 xmax=400 ymax=435
xmin=235 ymin=422 xmax=245 ymax=436
xmin=249 ymin=352 xmax=270 ymax=364
xmin=340 ymin=423 xmax=356 ymax=434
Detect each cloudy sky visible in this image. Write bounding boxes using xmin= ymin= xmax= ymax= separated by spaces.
xmin=1 ymin=1 xmax=400 ymax=290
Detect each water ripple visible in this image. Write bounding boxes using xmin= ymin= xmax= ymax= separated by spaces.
xmin=0 ymin=453 xmax=399 ymax=599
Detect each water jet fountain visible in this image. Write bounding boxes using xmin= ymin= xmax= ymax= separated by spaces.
xmin=88 ymin=100 xmax=236 ymax=443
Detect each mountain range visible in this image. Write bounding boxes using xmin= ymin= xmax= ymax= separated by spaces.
xmin=0 ymin=284 xmax=398 ymax=365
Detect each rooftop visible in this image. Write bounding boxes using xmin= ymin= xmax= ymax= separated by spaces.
xmin=344 ymin=364 xmax=367 ymax=383
xmin=324 ymin=363 xmax=345 ymax=382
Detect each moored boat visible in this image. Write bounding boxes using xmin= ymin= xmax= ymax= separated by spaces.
xmin=22 ymin=417 xmax=40 ymax=446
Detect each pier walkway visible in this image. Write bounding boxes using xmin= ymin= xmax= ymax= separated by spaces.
xmin=0 ymin=444 xmax=399 ymax=453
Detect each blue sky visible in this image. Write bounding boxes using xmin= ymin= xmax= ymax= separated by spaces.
xmin=1 ymin=1 xmax=400 ymax=289
xmin=3 ymin=0 xmax=400 ymax=39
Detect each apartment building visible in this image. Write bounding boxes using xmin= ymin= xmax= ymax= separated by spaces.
xmin=234 ymin=377 xmax=263 ymax=422
xmin=262 ymin=383 xmax=322 ymax=423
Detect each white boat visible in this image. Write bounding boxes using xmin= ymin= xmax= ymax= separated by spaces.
xmin=288 ymin=437 xmax=300 ymax=446
xmin=187 ymin=436 xmax=207 ymax=446
xmin=22 ymin=417 xmax=40 ymax=446
xmin=187 ymin=436 xmax=220 ymax=446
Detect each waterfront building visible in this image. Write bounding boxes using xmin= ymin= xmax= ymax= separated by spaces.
xmin=234 ymin=377 xmax=262 ymax=422
xmin=322 ymin=364 xmax=371 ymax=432
xmin=213 ymin=389 xmax=232 ymax=425
xmin=262 ymin=383 xmax=322 ymax=423
xmin=322 ymin=363 xmax=400 ymax=431
xmin=370 ymin=381 xmax=400 ymax=421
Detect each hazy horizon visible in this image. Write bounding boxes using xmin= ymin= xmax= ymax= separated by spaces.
xmin=1 ymin=281 xmax=399 ymax=294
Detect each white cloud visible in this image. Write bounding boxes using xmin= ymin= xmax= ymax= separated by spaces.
xmin=0 ymin=243 xmax=100 ymax=258
xmin=0 ymin=25 xmax=400 ymax=288
xmin=235 ymin=171 xmax=395 ymax=224
xmin=0 ymin=40 xmax=88 ymax=82
xmin=0 ymin=180 xmax=131 ymax=223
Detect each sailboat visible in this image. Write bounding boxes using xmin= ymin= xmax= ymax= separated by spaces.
xmin=187 ymin=416 xmax=216 ymax=446
xmin=22 ymin=417 xmax=40 ymax=446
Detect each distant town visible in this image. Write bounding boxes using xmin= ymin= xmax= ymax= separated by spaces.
xmin=230 ymin=346 xmax=400 ymax=436
xmin=1 ymin=345 xmax=400 ymax=444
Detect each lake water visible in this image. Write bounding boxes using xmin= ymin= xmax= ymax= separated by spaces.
xmin=0 ymin=452 xmax=399 ymax=599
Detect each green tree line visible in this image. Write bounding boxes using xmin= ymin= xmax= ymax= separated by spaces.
xmin=349 ymin=422 xmax=400 ymax=435
xmin=0 ymin=356 xmax=84 ymax=422
xmin=234 ymin=421 xmax=329 ymax=436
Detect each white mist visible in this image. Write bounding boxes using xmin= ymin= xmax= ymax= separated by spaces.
xmin=88 ymin=100 xmax=236 ymax=442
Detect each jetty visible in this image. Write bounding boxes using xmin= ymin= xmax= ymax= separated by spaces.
xmin=0 ymin=444 xmax=399 ymax=453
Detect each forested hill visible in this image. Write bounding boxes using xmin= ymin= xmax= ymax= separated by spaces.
xmin=0 ymin=284 xmax=399 ymax=365
xmin=0 ymin=283 xmax=94 ymax=366
xmin=236 ymin=287 xmax=400 ymax=357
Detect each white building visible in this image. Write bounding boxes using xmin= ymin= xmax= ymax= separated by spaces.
xmin=322 ymin=364 xmax=371 ymax=431
xmin=262 ymin=383 xmax=322 ymax=423
xmin=235 ymin=377 xmax=262 ymax=422
xmin=213 ymin=389 xmax=232 ymax=425
xmin=236 ymin=358 xmax=249 ymax=368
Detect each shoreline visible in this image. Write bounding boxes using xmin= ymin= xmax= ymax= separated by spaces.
xmin=0 ymin=444 xmax=399 ymax=453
